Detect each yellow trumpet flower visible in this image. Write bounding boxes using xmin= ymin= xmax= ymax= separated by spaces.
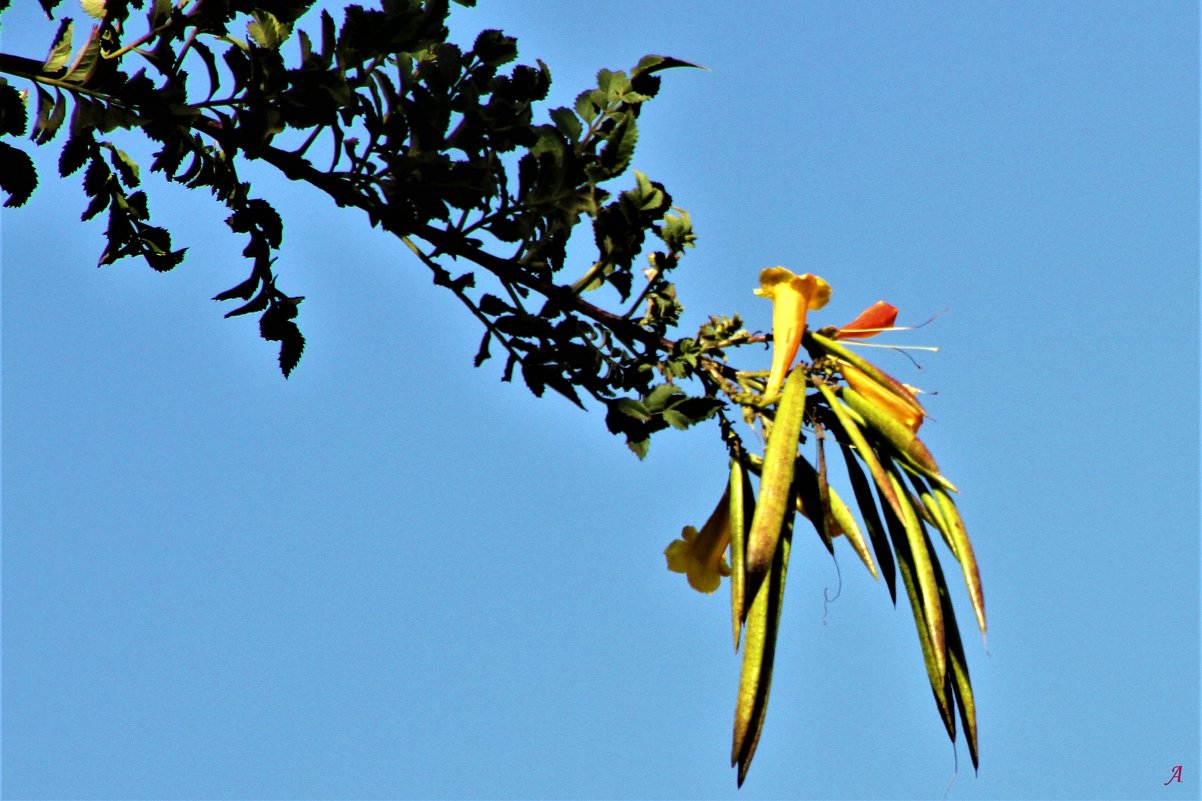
xmin=754 ymin=268 xmax=831 ymax=398
xmin=664 ymin=486 xmax=732 ymax=594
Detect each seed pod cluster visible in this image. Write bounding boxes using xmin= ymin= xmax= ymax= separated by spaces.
xmin=716 ymin=330 xmax=985 ymax=786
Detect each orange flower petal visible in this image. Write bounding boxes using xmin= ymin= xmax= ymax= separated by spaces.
xmin=836 ymin=300 xmax=898 ymax=339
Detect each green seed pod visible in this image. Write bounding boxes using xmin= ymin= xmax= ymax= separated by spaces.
xmin=806 ymin=330 xmax=926 ymax=418
xmin=732 ymin=518 xmax=792 ymax=787
xmin=840 ymin=385 xmax=939 ymax=474
xmin=883 ymin=455 xmax=946 ymax=682
xmin=728 ymin=455 xmax=756 ymax=650
xmin=814 ymin=379 xmax=906 ymax=525
xmin=744 ymin=366 xmax=806 ymax=599
xmin=934 ymin=487 xmax=986 ymax=635
xmin=794 ymin=454 xmax=878 ymax=579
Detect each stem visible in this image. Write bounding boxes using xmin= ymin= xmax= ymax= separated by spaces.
xmin=399 ymin=236 xmax=524 ymax=364
xmin=103 ymin=0 xmax=197 ymax=61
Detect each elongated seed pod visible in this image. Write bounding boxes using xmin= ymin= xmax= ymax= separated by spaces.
xmin=729 ymin=456 xmax=755 ymax=650
xmin=795 ymin=454 xmax=878 ymax=579
xmin=884 ymin=455 xmax=946 ymax=682
xmin=792 ymin=452 xmax=835 ymax=554
xmin=880 ymin=470 xmax=954 ymax=737
xmin=934 ymin=487 xmax=986 ymax=635
xmin=732 ymin=520 xmax=792 ymax=786
xmin=839 ymin=440 xmax=897 ymax=603
xmin=815 ymin=379 xmax=906 ymax=525
xmin=841 ymin=385 xmax=939 ymax=475
xmin=806 ymin=330 xmax=926 ymax=418
xmin=928 ymin=535 xmax=980 ymax=770
xmin=840 ymin=382 xmax=958 ymax=493
xmin=903 ymin=468 xmax=957 ymax=557
xmin=744 ymin=367 xmax=807 ymax=601
xmin=841 ymin=361 xmax=924 ymax=434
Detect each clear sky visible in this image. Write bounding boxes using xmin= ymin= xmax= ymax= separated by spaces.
xmin=2 ymin=2 xmax=1198 ymax=799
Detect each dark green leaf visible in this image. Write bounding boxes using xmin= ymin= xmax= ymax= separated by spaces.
xmin=191 ymin=40 xmax=222 ymax=101
xmin=59 ymin=132 xmax=92 ymax=176
xmin=612 ymin=397 xmax=650 ymax=421
xmin=258 ymin=304 xmax=305 ymax=377
xmin=144 ymin=247 xmax=186 ymax=272
xmin=840 ymin=440 xmax=897 ymax=603
xmin=478 ymin=293 xmax=510 ymax=316
xmin=473 ymin=331 xmax=491 ymax=367
xmin=80 ymin=188 xmax=109 ymax=220
xmin=82 ymin=153 xmax=109 ymax=196
xmin=549 ymin=106 xmax=581 ymax=144
xmin=225 ymin=284 xmax=272 ymax=318
xmin=643 ymin=382 xmax=683 ymax=411
xmin=472 ymin=29 xmax=516 ymax=68
xmin=0 ymin=142 xmax=37 ymax=207
xmin=213 ymin=272 xmax=261 ymax=302
xmin=0 ymin=80 xmax=27 ymax=136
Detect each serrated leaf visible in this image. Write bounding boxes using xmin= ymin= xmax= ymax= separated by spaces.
xmin=319 ymin=9 xmax=336 ymax=63
xmin=613 ymin=397 xmax=650 ymax=421
xmin=472 ymin=29 xmax=516 ymax=67
xmin=105 ymin=144 xmax=140 ymax=186
xmin=123 ymin=189 xmax=148 ymax=219
xmin=477 ymin=293 xmax=510 ymax=317
xmin=595 ymin=111 xmax=636 ymax=178
xmin=58 ymin=132 xmax=91 ymax=176
xmin=549 ymin=106 xmax=581 ymax=144
xmin=278 ymin=323 xmax=304 ymax=377
xmin=80 ymin=0 xmax=105 ymax=20
xmin=80 ymin=187 xmax=109 ymax=220
xmin=82 ymin=152 xmax=109 ymax=195
xmin=213 ymin=272 xmax=261 ymax=302
xmin=63 ymin=26 xmax=102 ymax=84
xmin=660 ymin=409 xmax=691 ymax=430
xmin=189 ymin=40 xmax=221 ymax=101
xmin=473 ymin=331 xmax=491 ymax=367
xmin=519 ymin=360 xmax=545 ymax=398
xmin=144 ymin=247 xmax=186 ymax=272
xmin=43 ymin=19 xmax=74 ymax=73
xmin=224 ymin=284 xmax=271 ymax=318
xmin=0 ymin=141 xmax=37 ymax=207
xmin=643 ymin=382 xmax=683 ymax=411
xmin=248 ymin=10 xmax=291 ymax=49
xmin=149 ymin=0 xmax=171 ymax=25
xmin=29 ymin=86 xmax=66 ymax=146
xmin=574 ymin=88 xmax=601 ymax=124
xmin=0 ymin=80 xmax=28 ymax=136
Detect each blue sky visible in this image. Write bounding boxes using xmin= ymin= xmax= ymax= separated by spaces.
xmin=2 ymin=2 xmax=1198 ymax=799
